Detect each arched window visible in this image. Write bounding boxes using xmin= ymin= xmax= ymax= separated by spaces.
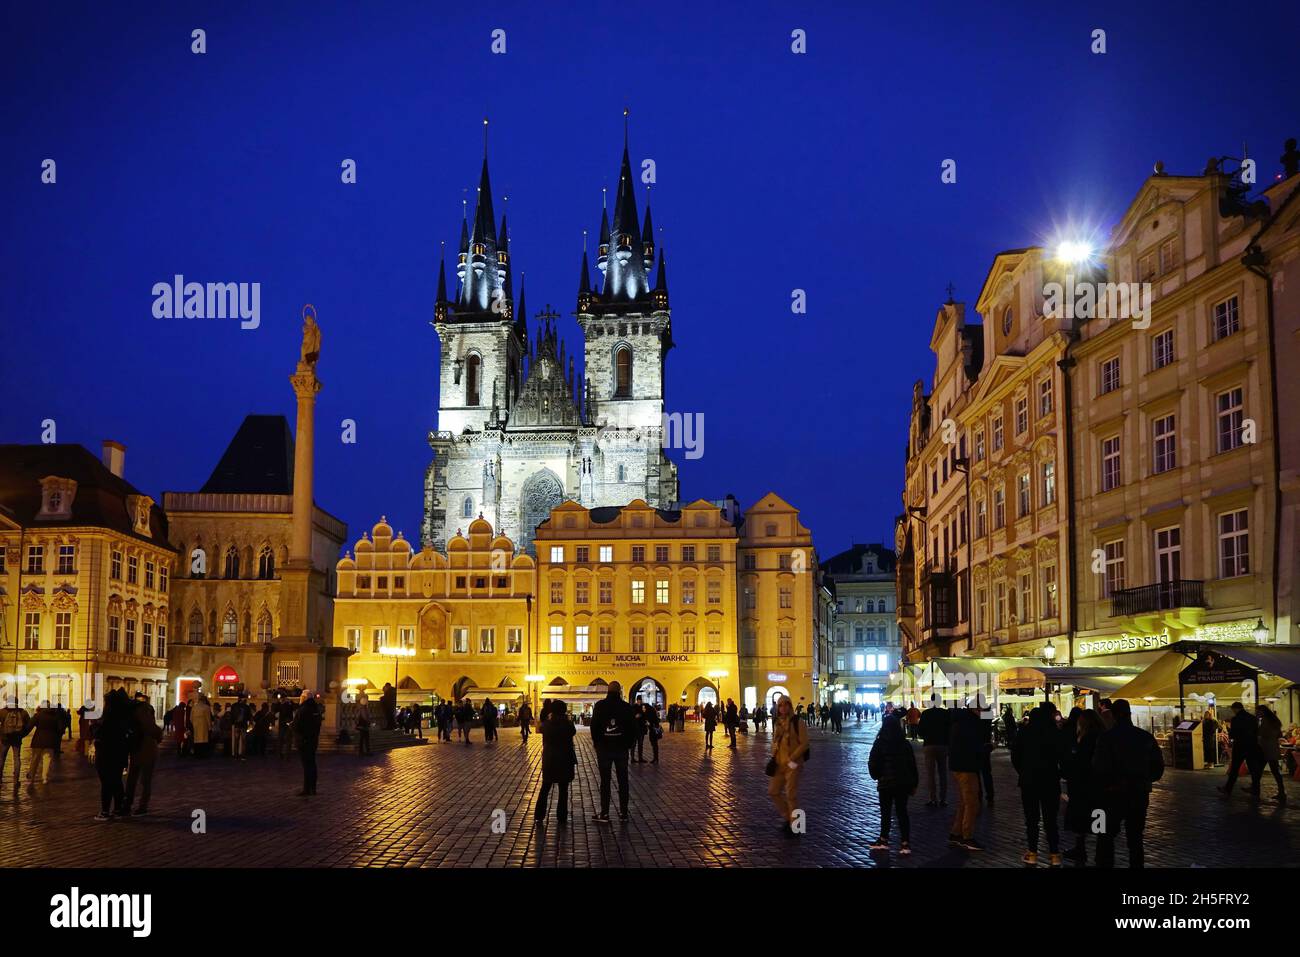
xmin=462 ymin=496 xmax=474 ymax=519
xmin=466 ymin=354 xmax=481 ymax=406
xmin=257 ymin=611 xmax=273 ymax=643
xmin=614 ymin=346 xmax=632 ymax=398
xmin=257 ymin=545 xmax=275 ymax=580
xmin=221 ymin=608 xmax=238 ymax=645
xmin=188 ymin=609 xmax=203 ymax=644
xmin=864 ymin=599 xmax=875 ymax=613
xmin=224 ymin=545 xmax=240 ymax=580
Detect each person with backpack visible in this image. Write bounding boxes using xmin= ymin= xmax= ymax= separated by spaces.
xmin=293 ymin=691 xmax=323 ymax=796
xmin=534 ymin=699 xmax=578 ymax=826
xmin=590 ymin=681 xmax=638 ymax=823
xmin=0 ymin=697 xmax=33 ymax=791
xmin=1011 ymin=702 xmax=1065 ymax=866
xmin=124 ymin=693 xmax=163 ymax=816
xmin=768 ymin=694 xmax=809 ymax=836
xmin=868 ymin=712 xmax=918 ymax=855
xmin=27 ymin=700 xmax=63 ymax=787
xmin=1092 ymin=698 xmax=1165 ymax=868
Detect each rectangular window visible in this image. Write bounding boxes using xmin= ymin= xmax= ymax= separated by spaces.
xmin=144 ymin=560 xmax=155 ymax=589
xmin=777 ymin=630 xmax=791 ymax=656
xmin=994 ymin=582 xmax=1007 ymax=630
xmin=127 ymin=555 xmax=138 ymax=584
xmin=125 ymin=618 xmax=136 ymax=655
xmin=779 ymin=587 xmax=792 ymax=609
xmin=654 ymin=625 xmax=669 ymax=653
xmin=575 ymin=580 xmax=589 ymax=605
xmin=598 ymin=545 xmax=613 ymax=563
xmin=452 ymin=627 xmax=468 ymax=654
xmin=1038 ymin=378 xmax=1054 ymax=417
xmin=975 ymin=587 xmax=987 ymax=634
xmin=1101 ymin=435 xmax=1122 ymax=491
xmin=507 ymin=627 xmax=522 ymax=654
xmin=1218 ymin=509 xmax=1249 ymax=578
xmin=991 ymin=415 xmax=1004 ymax=452
xmin=549 ymin=545 xmax=564 ymax=564
xmin=631 ymin=545 xmax=645 ymax=563
xmin=1216 ymin=387 xmax=1244 ymax=452
xmin=1017 ymin=472 xmax=1031 ymax=518
xmin=23 ymin=612 xmax=40 ymax=650
xmin=1103 ymin=540 xmax=1126 ymax=597
xmin=682 ymin=545 xmax=696 ymax=562
xmin=157 ymin=623 xmax=166 ymax=658
xmin=141 ymin=620 xmax=152 ymax=657
xmin=1041 ymin=460 xmax=1056 ymax=506
xmin=631 ymin=580 xmax=645 ymax=604
xmin=371 ymin=627 xmax=388 ymax=653
xmin=575 ymin=625 xmax=590 ymax=653
xmin=655 ymin=545 xmax=669 ymax=563
xmin=26 ymin=545 xmax=44 ymax=575
xmin=681 ymin=626 xmax=696 ymax=653
xmin=51 ymin=613 xmax=71 ymax=650
xmin=743 ymin=553 xmax=756 ymax=571
xmin=631 ymin=626 xmax=645 ymax=653
xmin=707 ymin=545 xmax=721 ymax=563
xmin=108 ymin=615 xmax=121 ymax=653
xmin=1039 ymin=564 xmax=1059 ymax=620
xmin=682 ymin=579 xmax=696 ymax=605
xmin=575 ymin=545 xmax=589 ymax=563
xmin=1138 ymin=251 xmax=1157 ymax=282
xmin=975 ymin=499 xmax=987 ymax=538
xmin=598 ymin=579 xmax=613 ymax=604
xmin=57 ymin=544 xmax=76 ymax=575
xmin=399 ymin=626 xmax=414 ymax=650
xmin=345 ymin=627 xmax=360 ymax=653
xmin=1015 ymin=396 xmax=1029 ymax=435
xmin=110 ymin=550 xmax=122 ymax=580
xmin=1152 ymin=329 xmax=1174 ymax=370
xmin=1019 ymin=572 xmax=1033 ymax=624
xmin=1100 ymin=356 xmax=1121 ymax=395
xmin=975 ymin=429 xmax=985 ymax=462
xmin=993 ymin=487 xmax=1005 ymax=529
xmin=1152 ymin=414 xmax=1177 ymax=474
xmin=550 ymin=580 xmax=564 ymax=604
xmin=710 ymin=629 xmax=723 ymax=653
xmin=598 ymin=625 xmax=612 ymax=653
xmin=1159 ymin=237 xmax=1179 ymax=274
xmin=707 ymin=580 xmax=721 ymax=605
xmin=655 ymin=579 xmax=669 ymax=604
xmin=1213 ymin=296 xmax=1240 ymax=341
xmin=549 ymin=626 xmax=564 ymax=653
xmin=853 ymin=653 xmax=865 ymax=672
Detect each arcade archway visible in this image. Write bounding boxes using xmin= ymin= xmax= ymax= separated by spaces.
xmin=628 ymin=676 xmax=666 ymax=710
xmin=681 ymin=675 xmax=719 ymax=708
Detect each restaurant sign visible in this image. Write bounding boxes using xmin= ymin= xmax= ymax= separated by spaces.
xmin=1180 ymin=649 xmax=1256 ymax=685
xmin=1076 ymin=631 xmax=1171 ymax=658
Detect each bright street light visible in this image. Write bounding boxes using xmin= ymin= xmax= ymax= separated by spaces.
xmin=1055 ymin=240 xmax=1092 ymax=264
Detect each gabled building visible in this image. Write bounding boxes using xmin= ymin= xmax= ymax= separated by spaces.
xmin=822 ymin=543 xmax=899 ymax=706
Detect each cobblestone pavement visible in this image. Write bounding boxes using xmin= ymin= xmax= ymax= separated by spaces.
xmin=0 ymin=720 xmax=1295 ymax=867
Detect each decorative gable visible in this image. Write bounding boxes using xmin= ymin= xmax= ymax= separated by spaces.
xmin=38 ymin=476 xmax=77 ymax=520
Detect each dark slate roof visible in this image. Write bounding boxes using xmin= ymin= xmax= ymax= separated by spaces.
xmin=962 ymin=322 xmax=985 ymax=382
xmin=200 ymin=415 xmax=295 ymax=495
xmin=588 ymin=505 xmax=683 ymax=524
xmin=0 ymin=444 xmax=171 ymax=545
xmin=822 ymin=543 xmax=897 ymax=575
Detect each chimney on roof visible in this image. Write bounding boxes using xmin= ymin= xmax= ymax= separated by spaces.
xmin=102 ymin=440 xmax=125 ymax=477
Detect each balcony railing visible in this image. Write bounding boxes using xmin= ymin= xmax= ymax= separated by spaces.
xmin=1108 ymin=580 xmax=1205 ymax=617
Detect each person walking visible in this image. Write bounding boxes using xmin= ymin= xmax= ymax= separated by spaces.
xmin=590 ymin=680 xmax=637 ymax=823
xmin=481 ymin=698 xmax=498 ymax=743
xmin=1219 ymin=701 xmax=1263 ymax=799
xmin=917 ymin=694 xmax=951 ymax=808
xmin=0 ymin=697 xmax=33 ymax=791
xmin=642 ymin=703 xmax=661 ymax=763
xmin=518 ymin=700 xmax=533 ymax=743
xmin=768 ymin=695 xmax=809 ymax=836
xmin=92 ymin=689 xmax=132 ymax=821
xmin=293 ymin=691 xmax=323 ymax=796
xmin=948 ymin=698 xmax=985 ymax=851
xmin=26 ymin=700 xmax=62 ymax=787
xmin=1011 ymin=702 xmax=1064 ymax=866
xmin=459 ymin=699 xmax=476 ymax=745
xmin=534 ymin=700 xmax=577 ymax=826
xmin=1063 ymin=709 xmax=1104 ymax=864
xmin=868 ymin=712 xmax=918 ymax=855
xmin=702 ymin=701 xmax=717 ymax=750
xmin=977 ymin=705 xmax=996 ymax=805
xmin=190 ymin=694 xmax=213 ymax=758
xmin=905 ymin=703 xmax=922 ymax=741
xmin=1092 ymin=698 xmax=1164 ymax=868
xmin=1201 ymin=708 xmax=1220 ymax=767
xmin=124 ymin=693 xmax=162 ymax=815
xmin=276 ymin=697 xmax=295 ymax=757
xmin=355 ymin=700 xmax=372 ymax=755
xmin=1257 ymin=704 xmax=1288 ymax=805
xmin=725 ymin=698 xmax=740 ymax=749
xmin=830 ymin=701 xmax=843 ymax=734
xmin=228 ymin=694 xmax=251 ymax=761
xmin=251 ymin=703 xmax=272 ymax=756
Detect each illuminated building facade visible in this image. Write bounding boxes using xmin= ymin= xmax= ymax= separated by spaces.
xmin=822 ymin=544 xmax=900 ymax=706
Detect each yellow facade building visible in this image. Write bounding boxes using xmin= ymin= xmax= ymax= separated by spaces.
xmin=0 ymin=441 xmax=175 ymax=714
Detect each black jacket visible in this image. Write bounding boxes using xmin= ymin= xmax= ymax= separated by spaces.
xmin=1064 ymin=729 xmax=1100 ymax=832
xmin=948 ymin=708 xmax=984 ymax=772
xmin=917 ymin=706 xmax=951 ymax=747
xmin=1092 ymin=719 xmax=1165 ymax=795
xmin=540 ymin=716 xmax=577 ymax=782
xmin=590 ymin=692 xmax=637 ymax=752
xmin=1228 ymin=710 xmax=1261 ymax=756
xmin=293 ymin=700 xmax=323 ymax=747
xmin=1010 ymin=711 xmax=1063 ymax=787
xmin=868 ymin=728 xmax=919 ymax=792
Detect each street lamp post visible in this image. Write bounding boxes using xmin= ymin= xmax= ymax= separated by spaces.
xmin=378 ymin=645 xmax=416 ymax=697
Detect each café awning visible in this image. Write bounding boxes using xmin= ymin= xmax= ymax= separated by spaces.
xmin=462 ymin=687 xmax=524 ymax=702
xmin=1112 ymin=642 xmax=1300 ymax=700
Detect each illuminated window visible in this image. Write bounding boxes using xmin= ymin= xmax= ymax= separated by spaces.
xmin=631 ymin=580 xmax=645 ymax=604
xmin=575 ymin=625 xmax=589 ymax=653
xmin=549 ymin=626 xmax=564 ymax=653
xmin=1216 ymin=387 xmax=1244 ymax=452
xmin=452 ymin=628 xmax=468 ymax=653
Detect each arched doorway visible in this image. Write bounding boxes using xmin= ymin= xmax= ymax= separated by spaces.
xmin=452 ymin=675 xmax=474 ymax=701
xmin=765 ymin=685 xmax=791 ymax=710
xmin=520 ymin=469 xmax=565 ymax=553
xmin=681 ymin=675 xmax=719 ymax=708
xmin=628 ymin=676 xmax=665 ymax=710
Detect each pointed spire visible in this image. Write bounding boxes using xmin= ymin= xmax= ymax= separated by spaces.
xmin=459 ymin=200 xmax=469 ymax=254
xmin=515 ymin=273 xmax=528 ymax=340
xmin=499 ymin=212 xmax=509 ymax=251
xmin=656 ymin=247 xmax=668 ymax=291
xmin=436 ymin=242 xmax=448 ymax=302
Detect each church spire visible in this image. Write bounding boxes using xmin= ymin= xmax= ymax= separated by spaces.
xmin=435 ymin=242 xmax=448 ymax=321
xmin=456 ymin=118 xmax=510 ymax=316
xmin=598 ymin=112 xmax=650 ymax=302
xmin=515 ymin=273 xmax=528 ymax=340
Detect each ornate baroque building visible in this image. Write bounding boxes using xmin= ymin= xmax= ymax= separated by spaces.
xmin=423 ymin=129 xmax=678 ymax=555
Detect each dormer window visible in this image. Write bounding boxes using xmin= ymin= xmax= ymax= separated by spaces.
xmin=38 ymin=476 xmax=77 ymax=520
xmin=1001 ymin=306 xmax=1014 ymax=336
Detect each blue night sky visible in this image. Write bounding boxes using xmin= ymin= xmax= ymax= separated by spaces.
xmin=2 ymin=1 xmax=1296 ymax=558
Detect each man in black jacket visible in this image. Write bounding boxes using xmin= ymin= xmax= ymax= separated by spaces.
xmin=293 ymin=692 xmax=323 ymax=796
xmin=1092 ymin=698 xmax=1164 ymax=868
xmin=1218 ymin=701 xmax=1262 ymax=798
xmin=917 ymin=694 xmax=951 ymax=807
xmin=948 ymin=699 xmax=986 ymax=851
xmin=590 ymin=681 xmax=637 ymax=822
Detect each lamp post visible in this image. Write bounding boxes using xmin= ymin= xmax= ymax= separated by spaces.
xmin=1252 ymin=617 xmax=1269 ymax=644
xmin=524 ymin=674 xmax=545 ymax=714
xmin=378 ymin=645 xmax=415 ymax=695
xmin=707 ymin=669 xmax=728 ymax=707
